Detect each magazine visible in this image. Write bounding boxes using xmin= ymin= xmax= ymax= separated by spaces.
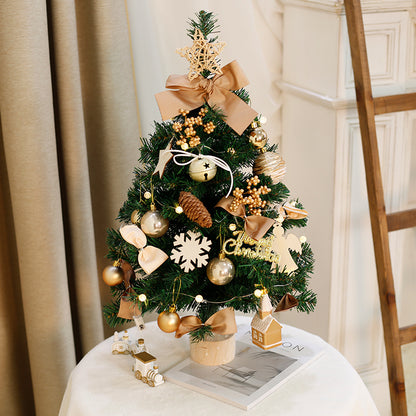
xmin=164 ymin=325 xmax=325 ymax=410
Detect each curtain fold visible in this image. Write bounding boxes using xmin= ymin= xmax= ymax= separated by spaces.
xmin=0 ymin=0 xmax=140 ymax=415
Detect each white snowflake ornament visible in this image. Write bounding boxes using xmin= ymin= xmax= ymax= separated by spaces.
xmin=170 ymin=231 xmax=212 ymax=272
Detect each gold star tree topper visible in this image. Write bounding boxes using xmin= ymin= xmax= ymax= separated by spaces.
xmin=177 ymin=28 xmax=226 ymax=81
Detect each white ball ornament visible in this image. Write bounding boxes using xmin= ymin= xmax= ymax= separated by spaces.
xmin=189 ymin=157 xmax=217 ymax=182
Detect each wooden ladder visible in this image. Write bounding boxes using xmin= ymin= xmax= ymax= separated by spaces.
xmin=344 ymin=0 xmax=416 ymax=414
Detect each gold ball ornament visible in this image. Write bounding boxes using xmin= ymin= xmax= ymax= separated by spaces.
xmin=253 ymin=152 xmax=287 ymax=184
xmin=207 ymin=252 xmax=235 ymax=286
xmin=249 ymin=122 xmax=268 ymax=149
xmin=102 ymin=264 xmax=124 ymax=286
xmin=140 ymin=204 xmax=169 ymax=238
xmin=188 ymin=157 xmax=217 ymax=182
xmin=157 ymin=306 xmax=180 ymax=333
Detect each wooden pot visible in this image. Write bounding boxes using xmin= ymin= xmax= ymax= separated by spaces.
xmin=190 ymin=333 xmax=235 ymax=366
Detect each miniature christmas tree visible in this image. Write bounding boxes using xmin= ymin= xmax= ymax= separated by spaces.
xmin=102 ymin=11 xmax=316 ymax=344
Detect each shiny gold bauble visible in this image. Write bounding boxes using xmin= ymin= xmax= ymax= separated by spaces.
xmin=253 ymin=151 xmax=287 ymax=184
xmin=207 ymin=253 xmax=235 ymax=286
xmin=131 ymin=209 xmax=141 ymax=224
xmin=140 ymin=206 xmax=169 ymax=238
xmin=188 ymin=157 xmax=217 ymax=182
xmin=157 ymin=308 xmax=180 ymax=333
xmin=102 ymin=265 xmax=124 ymax=286
xmin=249 ymin=126 xmax=267 ymax=149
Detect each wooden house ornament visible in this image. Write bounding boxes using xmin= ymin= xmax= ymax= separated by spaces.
xmin=251 ymin=294 xmax=282 ymax=350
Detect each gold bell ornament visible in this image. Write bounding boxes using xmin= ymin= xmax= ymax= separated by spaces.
xmin=188 ymin=157 xmax=217 ymax=182
xmin=140 ymin=203 xmax=169 ymax=238
xmin=102 ymin=260 xmax=124 ymax=286
xmin=207 ymin=251 xmax=235 ymax=285
xmin=253 ymin=151 xmax=287 ymax=184
xmin=157 ymin=305 xmax=180 ymax=333
xmin=249 ymin=121 xmax=267 ymax=149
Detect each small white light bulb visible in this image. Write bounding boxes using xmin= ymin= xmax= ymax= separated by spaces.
xmin=144 ymin=191 xmax=151 ymax=199
xmin=195 ymin=295 xmax=203 ymax=303
xmin=300 ymin=236 xmax=307 ymax=244
xmin=254 ymin=289 xmax=263 ymax=298
xmin=175 ymin=205 xmax=183 ymax=214
xmin=138 ymin=294 xmax=147 ymax=302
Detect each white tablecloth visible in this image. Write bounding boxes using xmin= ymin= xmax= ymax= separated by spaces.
xmin=59 ymin=317 xmax=380 ymax=416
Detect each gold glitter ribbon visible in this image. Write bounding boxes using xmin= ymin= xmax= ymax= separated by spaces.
xmin=216 ymin=196 xmax=275 ymax=241
xmin=155 ymin=60 xmax=257 ymax=135
xmin=175 ymin=307 xmax=237 ymax=338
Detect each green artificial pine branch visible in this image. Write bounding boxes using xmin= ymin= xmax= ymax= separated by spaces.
xmin=187 ymin=11 xmax=219 ymax=42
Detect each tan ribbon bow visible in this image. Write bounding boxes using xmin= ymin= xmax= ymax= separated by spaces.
xmin=216 ymin=196 xmax=275 ymax=241
xmin=175 ymin=307 xmax=237 ymax=338
xmin=155 ymin=60 xmax=258 ymax=135
xmin=275 ymin=294 xmax=299 ymax=312
xmin=120 ymin=225 xmax=168 ymax=275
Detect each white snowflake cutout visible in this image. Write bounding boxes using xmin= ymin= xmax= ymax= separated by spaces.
xmin=170 ymin=231 xmax=212 ymax=272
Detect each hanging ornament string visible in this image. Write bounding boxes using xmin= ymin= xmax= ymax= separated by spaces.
xmin=170 ymin=149 xmax=234 ymax=197
xmin=171 ymin=275 xmax=182 ymax=307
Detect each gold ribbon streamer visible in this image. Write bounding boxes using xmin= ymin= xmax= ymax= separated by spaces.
xmin=175 ymin=307 xmax=237 ymax=338
xmin=120 ymin=225 xmax=168 ymax=275
xmin=155 ymin=60 xmax=258 ymax=135
xmin=275 ymin=293 xmax=299 ymax=312
xmin=216 ymin=196 xmax=275 ymax=241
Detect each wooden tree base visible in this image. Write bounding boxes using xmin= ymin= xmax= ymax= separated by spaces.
xmin=190 ymin=333 xmax=235 ymax=366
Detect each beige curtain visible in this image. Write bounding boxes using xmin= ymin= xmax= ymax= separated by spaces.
xmin=0 ymin=0 xmax=140 ymax=415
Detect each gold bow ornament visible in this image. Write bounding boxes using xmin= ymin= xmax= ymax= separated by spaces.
xmin=175 ymin=307 xmax=237 ymax=338
xmin=119 ymin=225 xmax=168 ymax=275
xmin=155 ymin=60 xmax=258 ymax=135
xmin=278 ymin=203 xmax=308 ymax=220
xmin=216 ymin=196 xmax=275 ymax=241
xmin=274 ymin=293 xmax=299 ymax=312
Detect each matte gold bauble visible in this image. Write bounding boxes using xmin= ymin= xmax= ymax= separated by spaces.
xmin=188 ymin=157 xmax=217 ymax=182
xmin=207 ymin=252 xmax=235 ymax=285
xmin=249 ymin=122 xmax=267 ymax=149
xmin=157 ymin=307 xmax=180 ymax=333
xmin=253 ymin=152 xmax=287 ymax=184
xmin=102 ymin=264 xmax=124 ymax=286
xmin=140 ymin=205 xmax=169 ymax=237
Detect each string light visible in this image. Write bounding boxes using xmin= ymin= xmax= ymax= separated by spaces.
xmin=138 ymin=294 xmax=147 ymax=302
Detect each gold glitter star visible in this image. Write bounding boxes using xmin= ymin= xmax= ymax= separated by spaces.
xmin=177 ymin=28 xmax=226 ymax=81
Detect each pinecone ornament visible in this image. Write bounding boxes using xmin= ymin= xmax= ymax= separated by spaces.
xmin=179 ymin=191 xmax=213 ymax=228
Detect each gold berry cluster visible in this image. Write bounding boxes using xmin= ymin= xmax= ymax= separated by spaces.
xmin=173 ymin=107 xmax=216 ymax=150
xmin=230 ymin=176 xmax=271 ymax=216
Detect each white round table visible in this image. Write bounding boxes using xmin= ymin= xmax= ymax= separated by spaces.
xmin=59 ymin=317 xmax=380 ymax=416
